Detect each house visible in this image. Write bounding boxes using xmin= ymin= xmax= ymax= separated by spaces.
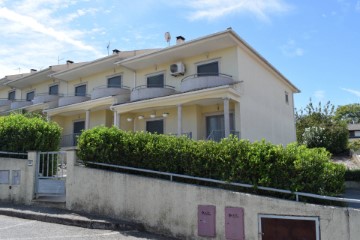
xmin=348 ymin=124 xmax=360 ymax=140
xmin=0 ymin=28 xmax=300 ymax=147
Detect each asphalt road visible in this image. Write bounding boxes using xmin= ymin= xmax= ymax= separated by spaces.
xmin=0 ymin=215 xmax=176 ymax=240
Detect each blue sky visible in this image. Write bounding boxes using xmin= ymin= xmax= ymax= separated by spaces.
xmin=0 ymin=0 xmax=359 ymax=109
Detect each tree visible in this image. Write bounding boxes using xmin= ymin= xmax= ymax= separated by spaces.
xmin=296 ymin=100 xmax=348 ymax=154
xmin=334 ymin=103 xmax=360 ymax=124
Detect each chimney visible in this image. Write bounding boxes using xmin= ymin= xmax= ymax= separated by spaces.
xmin=66 ymin=60 xmax=74 ymax=64
xmin=112 ymin=49 xmax=120 ymax=54
xmin=176 ymin=36 xmax=185 ymax=44
xmin=30 ymin=69 xmax=37 ymax=73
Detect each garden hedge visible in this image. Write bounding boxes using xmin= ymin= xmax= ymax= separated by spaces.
xmin=77 ymin=126 xmax=345 ymax=196
xmin=0 ymin=113 xmax=61 ymax=152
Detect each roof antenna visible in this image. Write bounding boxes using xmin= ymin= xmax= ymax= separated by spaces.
xmin=164 ymin=32 xmax=171 ymax=47
xmin=57 ymin=56 xmax=64 ymax=64
xmin=14 ymin=67 xmax=21 ymax=73
xmin=107 ymin=41 xmax=111 ymax=55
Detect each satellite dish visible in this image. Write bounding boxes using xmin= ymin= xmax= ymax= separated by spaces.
xmin=164 ymin=32 xmax=171 ymax=46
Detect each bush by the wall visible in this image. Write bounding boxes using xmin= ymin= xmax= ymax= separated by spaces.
xmin=77 ymin=126 xmax=345 ymax=196
xmin=0 ymin=113 xmax=61 ymax=152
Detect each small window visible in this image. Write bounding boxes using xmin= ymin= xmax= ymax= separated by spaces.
xmin=285 ymin=91 xmax=289 ymax=104
xmin=197 ymin=61 xmax=219 ymax=76
xmin=355 ymin=131 xmax=360 ymax=137
xmin=49 ymin=85 xmax=59 ymax=95
xmin=108 ymin=76 xmax=122 ymax=88
xmin=75 ymin=85 xmax=86 ymax=96
xmin=147 ymin=74 xmax=164 ymax=88
xmin=8 ymin=91 xmax=15 ymax=100
xmin=146 ymin=120 xmax=164 ymax=134
xmin=26 ymin=91 xmax=35 ymax=101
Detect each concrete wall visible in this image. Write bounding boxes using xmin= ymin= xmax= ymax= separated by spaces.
xmin=65 ymin=151 xmax=360 ymax=240
xmin=0 ymin=152 xmax=37 ymax=204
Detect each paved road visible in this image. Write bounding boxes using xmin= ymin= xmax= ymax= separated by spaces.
xmin=0 ymin=215 xmax=175 ymax=240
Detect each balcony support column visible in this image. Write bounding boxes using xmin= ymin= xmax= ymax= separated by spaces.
xmin=223 ymin=98 xmax=230 ymax=138
xmin=113 ymin=111 xmax=120 ymax=128
xmin=85 ymin=110 xmax=90 ymax=130
xmin=177 ymin=104 xmax=182 ymax=136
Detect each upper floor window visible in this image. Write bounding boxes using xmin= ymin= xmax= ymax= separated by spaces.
xmin=26 ymin=91 xmax=35 ymax=101
xmin=108 ymin=75 xmax=122 ymax=88
xmin=147 ymin=74 xmax=164 ymax=88
xmin=197 ymin=61 xmax=219 ymax=76
xmin=8 ymin=91 xmax=15 ymax=100
xmin=75 ymin=84 xmax=86 ymax=96
xmin=49 ymin=84 xmax=59 ymax=95
xmin=285 ymin=91 xmax=289 ymax=104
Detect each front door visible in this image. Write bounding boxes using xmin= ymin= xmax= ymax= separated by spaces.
xmin=73 ymin=121 xmax=85 ymax=145
xmin=146 ymin=120 xmax=164 ymax=134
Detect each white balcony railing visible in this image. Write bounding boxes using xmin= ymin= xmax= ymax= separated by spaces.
xmin=0 ymin=99 xmax=12 ymax=107
xmin=130 ymin=85 xmax=176 ymax=102
xmin=10 ymin=100 xmax=32 ymax=109
xmin=58 ymin=94 xmax=90 ymax=107
xmin=32 ymin=93 xmax=61 ymax=104
xmin=91 ymin=85 xmax=130 ymax=100
xmin=181 ymin=73 xmax=235 ymax=92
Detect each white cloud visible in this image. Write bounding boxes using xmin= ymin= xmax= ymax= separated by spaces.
xmin=342 ymin=88 xmax=360 ymax=97
xmin=314 ymin=90 xmax=325 ymax=101
xmin=181 ymin=0 xmax=291 ymax=22
xmin=280 ymin=39 xmax=304 ymax=57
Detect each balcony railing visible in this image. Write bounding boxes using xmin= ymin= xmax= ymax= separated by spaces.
xmin=60 ymin=133 xmax=81 ymax=147
xmin=206 ymin=130 xmax=240 ymax=142
xmin=58 ymin=94 xmax=90 ymax=107
xmin=181 ymin=73 xmax=235 ymax=92
xmin=10 ymin=100 xmax=32 ymax=109
xmin=130 ymin=85 xmax=176 ymax=102
xmin=0 ymin=98 xmax=12 ymax=107
xmin=32 ymin=93 xmax=62 ymax=104
xmin=168 ymin=132 xmax=193 ymax=139
xmin=91 ymin=85 xmax=130 ymax=100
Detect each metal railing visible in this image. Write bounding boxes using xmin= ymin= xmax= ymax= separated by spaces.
xmin=168 ymin=132 xmax=192 ymax=139
xmin=181 ymin=73 xmax=233 ymax=82
xmin=207 ymin=130 xmax=240 ymax=142
xmin=93 ymin=84 xmax=130 ymax=90
xmin=35 ymin=92 xmax=63 ymax=96
xmin=132 ymin=84 xmax=175 ymax=91
xmin=60 ymin=133 xmax=81 ymax=147
xmin=60 ymin=93 xmax=91 ymax=97
xmin=0 ymin=151 xmax=27 ymax=159
xmin=83 ymin=161 xmax=360 ymax=205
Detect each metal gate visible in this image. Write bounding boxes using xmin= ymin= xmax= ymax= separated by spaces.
xmin=35 ymin=152 xmax=66 ymax=197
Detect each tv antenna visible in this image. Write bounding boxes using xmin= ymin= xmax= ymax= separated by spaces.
xmin=164 ymin=32 xmax=171 ymax=46
xmin=107 ymin=41 xmax=111 ymax=55
xmin=14 ymin=67 xmax=21 ymax=73
xmin=58 ymin=56 xmax=64 ymax=64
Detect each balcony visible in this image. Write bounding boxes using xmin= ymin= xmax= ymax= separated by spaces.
xmin=58 ymin=94 xmax=90 ymax=107
xmin=10 ymin=100 xmax=32 ymax=110
xmin=0 ymin=99 xmax=12 ymax=107
xmin=32 ymin=93 xmax=61 ymax=104
xmin=91 ymin=85 xmax=130 ymax=101
xmin=181 ymin=73 xmax=235 ymax=92
xmin=206 ymin=130 xmax=240 ymax=142
xmin=130 ymin=85 xmax=176 ymax=102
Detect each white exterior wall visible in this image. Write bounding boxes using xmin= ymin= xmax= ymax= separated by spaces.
xmin=236 ymin=47 xmax=296 ymax=144
xmin=66 ymin=153 xmax=360 ymax=240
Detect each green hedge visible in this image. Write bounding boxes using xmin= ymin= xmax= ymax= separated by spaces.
xmin=77 ymin=126 xmax=345 ymax=196
xmin=0 ymin=113 xmax=61 ymax=152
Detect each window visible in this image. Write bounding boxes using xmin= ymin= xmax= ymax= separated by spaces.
xmin=147 ymin=74 xmax=164 ymax=88
xmin=49 ymin=85 xmax=59 ymax=95
xmin=8 ymin=91 xmax=15 ymax=100
xmin=146 ymin=120 xmax=164 ymax=134
xmin=26 ymin=91 xmax=35 ymax=101
xmin=206 ymin=114 xmax=235 ymax=139
xmin=197 ymin=61 xmax=219 ymax=76
xmin=75 ymin=85 xmax=86 ymax=96
xmin=285 ymin=91 xmax=289 ymax=104
xmin=107 ymin=75 xmax=122 ymax=88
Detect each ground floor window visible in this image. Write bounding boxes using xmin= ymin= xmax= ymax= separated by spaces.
xmin=146 ymin=119 xmax=164 ymax=134
xmin=206 ymin=113 xmax=234 ymax=140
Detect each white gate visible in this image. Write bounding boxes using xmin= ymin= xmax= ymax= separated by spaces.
xmin=35 ymin=152 xmax=66 ymax=197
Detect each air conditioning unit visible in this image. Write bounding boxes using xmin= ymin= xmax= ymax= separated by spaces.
xmin=170 ymin=62 xmax=185 ymax=76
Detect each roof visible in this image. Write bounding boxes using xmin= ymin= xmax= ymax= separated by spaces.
xmin=115 ymin=28 xmax=300 ymax=93
xmin=50 ymin=49 xmax=159 ymax=81
xmin=348 ymin=124 xmax=360 ymax=131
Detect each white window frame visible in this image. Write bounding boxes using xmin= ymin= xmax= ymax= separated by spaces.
xmin=74 ymin=83 xmax=87 ymax=96
xmin=107 ymin=74 xmax=123 ymax=88
xmin=195 ymin=58 xmax=221 ymax=74
xmin=145 ymin=71 xmax=166 ymax=88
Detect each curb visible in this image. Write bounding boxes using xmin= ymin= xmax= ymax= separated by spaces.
xmin=0 ymin=208 xmax=145 ymax=231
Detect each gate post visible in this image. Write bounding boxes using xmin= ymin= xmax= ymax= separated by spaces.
xmin=65 ymin=149 xmax=77 ymax=210
xmin=25 ymin=151 xmax=38 ymax=204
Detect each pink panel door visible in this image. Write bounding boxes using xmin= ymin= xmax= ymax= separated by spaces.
xmin=225 ymin=207 xmax=245 ymax=240
xmin=198 ymin=205 xmax=216 ymax=237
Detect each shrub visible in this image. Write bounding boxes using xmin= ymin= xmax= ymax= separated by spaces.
xmin=77 ymin=126 xmax=345 ymax=196
xmin=0 ymin=113 xmax=61 ymax=152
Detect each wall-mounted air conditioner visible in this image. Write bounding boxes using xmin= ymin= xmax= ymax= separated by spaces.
xmin=170 ymin=62 xmax=185 ymax=76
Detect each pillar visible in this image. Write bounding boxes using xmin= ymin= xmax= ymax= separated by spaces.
xmin=224 ymin=98 xmax=230 ymax=138
xmin=177 ymin=104 xmax=182 ymax=136
xmin=85 ymin=110 xmax=90 ymax=130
